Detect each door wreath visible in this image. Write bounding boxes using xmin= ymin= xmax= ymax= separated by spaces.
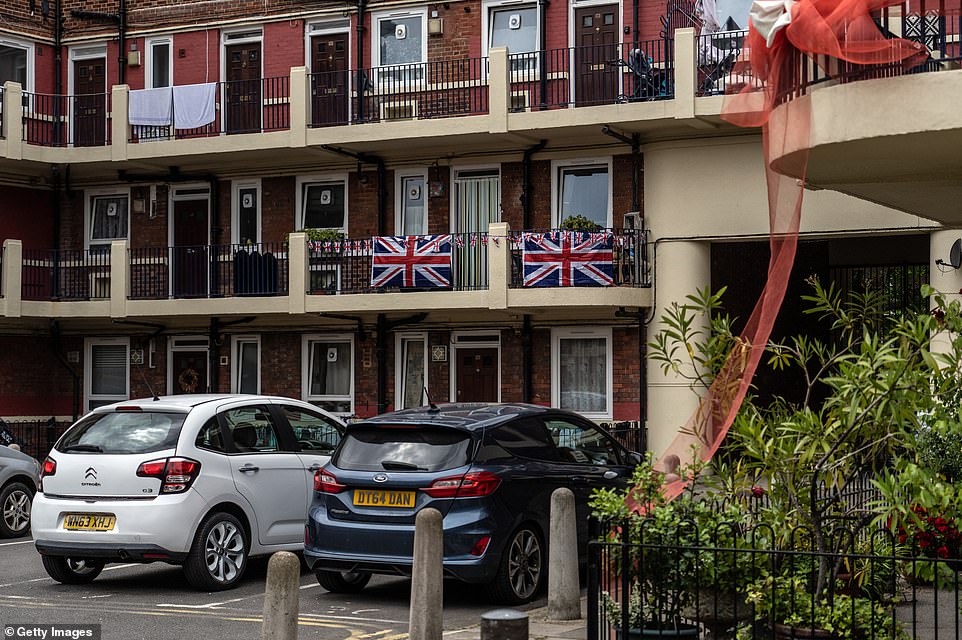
xmin=178 ymin=367 xmax=201 ymax=393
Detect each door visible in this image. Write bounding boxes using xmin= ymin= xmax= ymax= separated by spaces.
xmin=171 ymin=349 xmax=209 ymax=394
xmin=225 ymin=43 xmax=262 ymax=134
xmin=273 ymin=404 xmax=344 ymax=512
xmin=73 ymin=58 xmax=106 ymax=146
xmin=221 ymin=404 xmax=307 ymax=546
xmin=453 ymin=170 xmax=500 ymax=288
xmin=311 ymin=33 xmax=350 ymax=126
xmin=173 ymin=199 xmax=209 ymax=298
xmin=456 ymin=348 xmax=498 ymax=402
xmin=574 ymin=5 xmax=619 ymax=106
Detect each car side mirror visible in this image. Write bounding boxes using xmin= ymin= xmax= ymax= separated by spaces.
xmin=626 ymin=451 xmax=643 ymax=466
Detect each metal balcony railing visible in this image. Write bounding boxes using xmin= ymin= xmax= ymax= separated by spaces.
xmin=694 ymin=30 xmax=755 ymax=96
xmin=129 ymin=76 xmax=290 ymax=142
xmin=509 ymin=228 xmax=650 ymax=288
xmin=21 ymin=248 xmax=112 ymax=301
xmin=129 ymin=242 xmax=290 ymax=299
xmin=22 ymin=91 xmax=112 ymax=147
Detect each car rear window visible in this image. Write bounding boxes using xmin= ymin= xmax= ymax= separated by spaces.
xmin=56 ymin=411 xmax=187 ymax=455
xmin=334 ymin=426 xmax=473 ymax=472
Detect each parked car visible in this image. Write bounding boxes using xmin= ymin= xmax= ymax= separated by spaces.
xmin=32 ymin=394 xmax=344 ymax=590
xmin=304 ymin=402 xmax=641 ymax=604
xmin=0 ymin=445 xmax=41 ymax=538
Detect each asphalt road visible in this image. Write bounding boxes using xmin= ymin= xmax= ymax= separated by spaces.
xmin=0 ymin=536 xmax=546 ymax=640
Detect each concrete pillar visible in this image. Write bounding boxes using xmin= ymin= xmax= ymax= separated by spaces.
xmin=261 ymin=551 xmax=300 ymax=640
xmin=481 ymin=610 xmax=528 ymax=640
xmin=646 ymin=239 xmax=711 ymax=455
xmin=930 ymin=228 xmax=962 ymax=355
xmin=110 ymin=240 xmax=128 ymax=319
xmin=673 ymin=28 xmax=697 ymax=120
xmin=289 ymin=66 xmax=308 ymax=148
xmin=488 ymin=222 xmax=510 ymax=309
xmin=548 ymin=488 xmax=580 ymax=620
xmin=4 ymin=82 xmax=23 ymax=160
xmin=409 ymin=508 xmax=443 ymax=640
xmin=111 ymin=84 xmax=129 ymax=161
xmin=288 ymin=232 xmax=308 ymax=315
xmin=2 ymin=239 xmax=22 ymax=318
xmin=488 ymin=47 xmax=510 ymax=134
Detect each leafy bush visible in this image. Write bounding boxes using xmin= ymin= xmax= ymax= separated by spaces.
xmin=560 ymin=215 xmax=602 ymax=232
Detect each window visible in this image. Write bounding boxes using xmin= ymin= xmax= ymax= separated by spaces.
xmin=58 ymin=411 xmax=185 ymax=454
xmin=551 ymin=327 xmax=612 ymax=418
xmin=87 ymin=190 xmax=130 ymax=248
xmin=232 ymin=181 xmax=260 ymax=245
xmin=554 ymin=160 xmax=611 ymax=229
xmin=195 ymin=418 xmax=226 ymax=452
xmin=302 ymin=335 xmax=354 ymax=415
xmin=485 ymin=2 xmax=538 ymax=72
xmin=543 ymin=417 xmax=621 ymax=465
xmin=221 ymin=405 xmax=282 ymax=453
xmin=282 ymin=405 xmax=342 ymax=452
xmin=374 ymin=10 xmax=426 ymax=83
xmin=490 ymin=418 xmax=560 ymax=461
xmin=397 ymin=333 xmax=427 ymax=410
xmin=0 ymin=39 xmax=31 ymax=91
xmin=146 ymin=37 xmax=172 ymax=89
xmin=297 ymin=176 xmax=347 ymax=232
xmin=85 ymin=338 xmax=130 ymax=411
xmin=397 ymin=171 xmax=427 ymax=235
xmin=231 ymin=336 xmax=259 ymax=394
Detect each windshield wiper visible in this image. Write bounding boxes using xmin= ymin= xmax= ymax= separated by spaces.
xmin=381 ymin=460 xmax=427 ymax=471
xmin=63 ymin=444 xmax=104 ymax=453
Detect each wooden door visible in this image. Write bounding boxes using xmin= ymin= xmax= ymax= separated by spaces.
xmin=173 ymin=199 xmax=209 ymax=298
xmin=73 ymin=58 xmax=106 ymax=146
xmin=171 ymin=350 xmax=209 ymax=394
xmin=311 ymin=33 xmax=350 ymax=126
xmin=225 ymin=43 xmax=262 ymax=134
xmin=574 ymin=5 xmax=619 ymax=106
xmin=456 ymin=348 xmax=498 ymax=402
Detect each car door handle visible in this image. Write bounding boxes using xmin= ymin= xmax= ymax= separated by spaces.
xmin=238 ymin=464 xmax=260 ymax=473
xmin=603 ymin=471 xmax=619 ymax=480
xmin=307 ymin=463 xmax=323 ymax=472
xmin=570 ymin=476 xmax=590 ymax=484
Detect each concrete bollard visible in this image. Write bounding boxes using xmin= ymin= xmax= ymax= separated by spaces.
xmin=262 ymin=551 xmax=301 ymax=640
xmin=481 ymin=609 xmax=529 ymax=640
xmin=410 ymin=508 xmax=443 ymax=640
xmin=548 ymin=487 xmax=581 ymax=621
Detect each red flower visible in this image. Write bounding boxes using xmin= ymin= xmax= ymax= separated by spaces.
xmin=938 ymin=546 xmax=950 ymax=558
xmin=933 ymin=308 xmax=946 ymax=322
xmin=751 ymin=486 xmax=765 ymax=497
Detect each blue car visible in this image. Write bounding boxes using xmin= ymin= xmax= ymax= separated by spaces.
xmin=304 ymin=403 xmax=640 ymax=604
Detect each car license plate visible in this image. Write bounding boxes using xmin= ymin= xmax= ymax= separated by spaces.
xmin=63 ymin=513 xmax=116 ymax=531
xmin=353 ymin=489 xmax=415 ymax=508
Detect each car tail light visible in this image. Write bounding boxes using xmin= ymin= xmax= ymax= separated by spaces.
xmin=422 ymin=472 xmax=501 ymax=498
xmin=314 ymin=470 xmax=346 ymax=494
xmin=136 ymin=457 xmax=201 ymax=494
xmin=39 ymin=457 xmax=56 ymax=492
xmin=115 ymin=406 xmax=143 ymax=412
xmin=469 ymin=535 xmax=491 ymax=557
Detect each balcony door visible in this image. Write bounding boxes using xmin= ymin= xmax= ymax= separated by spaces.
xmin=73 ymin=57 xmax=106 ymax=147
xmin=311 ymin=32 xmax=350 ymax=126
xmin=172 ymin=189 xmax=210 ymax=298
xmin=453 ymin=168 xmax=500 ymax=289
xmin=225 ymin=41 xmax=262 ymax=134
xmin=573 ymin=5 xmax=619 ymax=106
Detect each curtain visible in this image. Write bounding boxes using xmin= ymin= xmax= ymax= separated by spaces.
xmin=559 ymin=337 xmax=606 ymax=413
xmin=311 ymin=342 xmax=350 ymax=396
xmin=401 ymin=338 xmax=426 ymax=408
xmin=454 ymin=171 xmax=500 ymax=288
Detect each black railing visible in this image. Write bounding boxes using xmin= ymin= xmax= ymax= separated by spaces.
xmin=129 ymin=243 xmax=289 ymax=299
xmin=130 ymin=77 xmax=290 ymax=142
xmin=307 ymin=232 xmax=490 ymax=294
xmin=599 ymin=420 xmax=647 ymax=453
xmin=21 ymin=248 xmax=111 ymax=301
xmin=829 ymin=263 xmax=929 ymax=327
xmin=22 ymin=91 xmax=112 ymax=147
xmin=309 ymin=57 xmax=489 ymax=127
xmin=3 ymin=418 xmax=70 ymax=460
xmin=509 ymin=40 xmax=674 ymax=110
xmin=695 ymin=31 xmax=754 ymax=96
xmin=0 ymin=85 xmax=4 ymax=139
xmin=509 ymin=228 xmax=651 ymax=288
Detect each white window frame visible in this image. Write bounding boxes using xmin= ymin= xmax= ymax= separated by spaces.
xmin=482 ymin=0 xmax=541 ymax=75
xmin=372 ymin=8 xmax=428 ymax=85
xmin=304 ymin=19 xmax=352 ymax=70
xmin=85 ymin=187 xmax=131 ymax=250
xmin=0 ymin=35 xmax=35 ymax=94
xmin=395 ymin=168 xmax=429 ymax=235
xmin=219 ymin=27 xmax=264 ymax=84
xmin=295 ymin=174 xmax=349 ymax=233
xmin=396 ymin=332 xmax=429 ymax=410
xmin=302 ymin=333 xmax=355 ymax=416
xmin=145 ymin=36 xmax=173 ymax=89
xmin=231 ymin=179 xmax=262 ymax=245
xmin=449 ymin=331 xmax=501 ymax=403
xmin=550 ymin=157 xmax=613 ymax=228
xmin=231 ymin=335 xmax=261 ymax=394
xmin=85 ymin=337 xmax=130 ymax=412
xmin=551 ymin=326 xmax=613 ymax=419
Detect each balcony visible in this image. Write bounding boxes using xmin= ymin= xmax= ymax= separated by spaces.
xmin=0 ymin=226 xmax=651 ymax=321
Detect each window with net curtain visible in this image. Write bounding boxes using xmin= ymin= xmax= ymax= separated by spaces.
xmin=489 ymin=5 xmax=538 ymax=72
xmin=378 ymin=14 xmax=424 ymax=83
xmin=400 ymin=336 xmax=426 ymax=409
xmin=89 ymin=344 xmax=128 ymax=410
xmin=558 ymin=337 xmax=608 ymax=414
xmin=90 ymin=195 xmax=129 ymax=244
xmin=308 ymin=340 xmax=352 ymax=414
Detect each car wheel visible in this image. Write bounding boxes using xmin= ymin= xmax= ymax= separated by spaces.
xmin=315 ymin=570 xmax=372 ymax=593
xmin=41 ymin=556 xmax=105 ymax=584
xmin=0 ymin=481 xmax=33 ymax=538
xmin=183 ymin=512 xmax=248 ymax=591
xmin=490 ymin=526 xmax=544 ymax=604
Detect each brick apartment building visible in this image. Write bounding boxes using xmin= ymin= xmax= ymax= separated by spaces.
xmin=0 ymin=0 xmax=953 ymax=453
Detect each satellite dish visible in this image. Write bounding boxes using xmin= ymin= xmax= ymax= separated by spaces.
xmin=951 ymin=239 xmax=962 ymax=269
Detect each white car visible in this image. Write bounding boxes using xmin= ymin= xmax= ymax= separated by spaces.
xmin=32 ymin=394 xmax=344 ymax=591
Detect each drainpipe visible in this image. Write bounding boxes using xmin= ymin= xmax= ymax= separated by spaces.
xmin=320 ymin=145 xmax=387 ymax=235
xmin=50 ymin=320 xmax=81 ymax=422
xmin=632 ymin=0 xmax=639 ymax=50
xmin=208 ymin=317 xmax=220 ymax=393
xmin=521 ymin=140 xmax=546 ymax=230
xmin=70 ymin=2 xmax=127 ymax=84
xmin=522 ymin=315 xmax=533 ymax=403
xmin=538 ymin=0 xmax=549 ymax=110
xmin=355 ymin=0 xmax=368 ymax=123
xmin=601 ymin=125 xmax=641 ymax=213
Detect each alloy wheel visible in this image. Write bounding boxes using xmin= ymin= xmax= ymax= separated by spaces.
xmin=204 ymin=521 xmax=245 ymax=584
xmin=65 ymin=559 xmax=100 ymax=576
xmin=2 ymin=488 xmax=31 ymax=534
xmin=506 ymin=529 xmax=542 ymax=600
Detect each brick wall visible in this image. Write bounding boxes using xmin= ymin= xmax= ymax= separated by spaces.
xmin=0 ymin=186 xmax=54 ymax=249
xmin=0 ymin=336 xmax=76 ymax=417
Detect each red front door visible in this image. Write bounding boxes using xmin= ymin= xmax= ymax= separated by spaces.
xmin=574 ymin=5 xmax=619 ymax=106
xmin=73 ymin=58 xmax=106 ymax=146
xmin=311 ymin=33 xmax=350 ymax=126
xmin=173 ymin=199 xmax=209 ymax=298
xmin=456 ymin=348 xmax=499 ymax=402
xmin=225 ymin=43 xmax=262 ymax=134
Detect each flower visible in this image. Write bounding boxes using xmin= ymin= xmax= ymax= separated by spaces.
xmin=751 ymin=485 xmax=766 ymax=497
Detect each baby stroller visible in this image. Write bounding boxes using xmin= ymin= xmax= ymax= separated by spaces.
xmin=614 ymin=49 xmax=667 ymax=101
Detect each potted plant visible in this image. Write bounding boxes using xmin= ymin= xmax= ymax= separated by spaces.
xmin=560 ymin=214 xmax=603 ymax=232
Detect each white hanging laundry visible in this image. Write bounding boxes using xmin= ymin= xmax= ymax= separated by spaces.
xmin=172 ymin=82 xmax=217 ymax=129
xmin=128 ymin=87 xmax=173 ymax=126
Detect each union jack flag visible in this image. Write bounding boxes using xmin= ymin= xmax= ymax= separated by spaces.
xmin=522 ymin=231 xmax=614 ymax=287
xmin=371 ymin=234 xmax=452 ymax=288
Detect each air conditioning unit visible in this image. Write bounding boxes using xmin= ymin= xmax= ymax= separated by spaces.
xmin=509 ymin=91 xmax=530 ymax=112
xmin=623 ymin=212 xmax=642 ymax=230
xmin=90 ymin=272 xmax=111 ymax=299
xmin=380 ymin=101 xmax=417 ymax=121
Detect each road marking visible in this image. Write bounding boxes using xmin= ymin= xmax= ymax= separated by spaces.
xmin=0 ymin=539 xmax=34 ymax=547
xmin=358 ymin=630 xmax=396 ymax=638
xmin=353 ymin=610 xmax=382 ymax=616
xmin=157 ymin=596 xmax=247 ymax=610
xmin=299 ymin=582 xmax=321 ymax=589
xmin=300 ymin=613 xmax=407 ymax=624
xmin=102 ymin=563 xmax=138 ymax=572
